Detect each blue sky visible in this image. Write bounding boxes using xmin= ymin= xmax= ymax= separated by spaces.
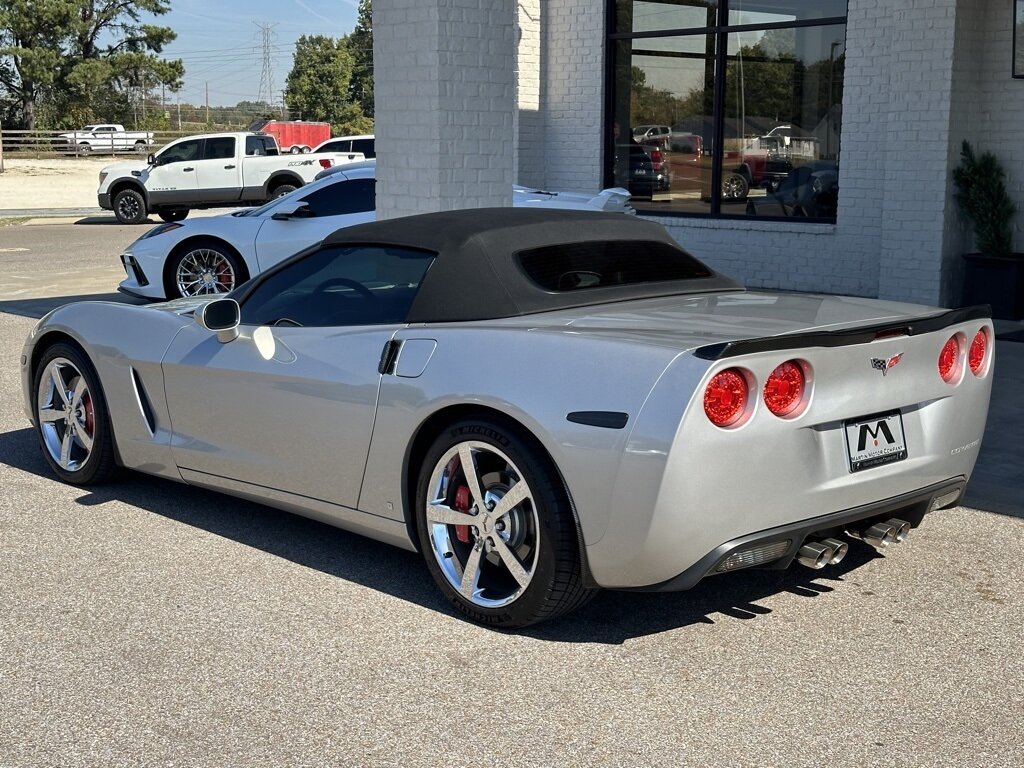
xmin=152 ymin=0 xmax=361 ymax=107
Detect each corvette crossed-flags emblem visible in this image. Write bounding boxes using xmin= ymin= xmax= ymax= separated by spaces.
xmin=870 ymin=353 xmax=904 ymax=376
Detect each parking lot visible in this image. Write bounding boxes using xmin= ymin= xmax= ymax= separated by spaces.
xmin=1 ymin=222 xmax=1022 ymax=767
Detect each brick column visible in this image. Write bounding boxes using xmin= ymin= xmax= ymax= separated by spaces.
xmin=374 ymin=0 xmax=515 ymax=220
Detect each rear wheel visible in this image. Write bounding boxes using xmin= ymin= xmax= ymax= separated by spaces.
xmin=33 ymin=343 xmax=116 ymax=485
xmin=416 ymin=418 xmax=597 ymax=627
xmin=289 ymin=145 xmax=303 ymax=154
xmin=157 ymin=209 xmax=189 ymax=223
xmin=269 ymin=183 xmax=297 ymax=200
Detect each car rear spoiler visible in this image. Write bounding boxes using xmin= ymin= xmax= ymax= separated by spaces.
xmin=590 ymin=187 xmax=636 ymax=214
xmin=693 ymin=305 xmax=992 ymax=361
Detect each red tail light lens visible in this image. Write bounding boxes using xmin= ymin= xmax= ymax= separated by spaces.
xmin=763 ymin=360 xmax=806 ymax=417
xmin=938 ymin=335 xmax=960 ymax=383
xmin=318 ymin=158 xmax=333 ymax=169
xmin=969 ymin=329 xmax=988 ymax=376
xmin=704 ymin=368 xmax=749 ymax=427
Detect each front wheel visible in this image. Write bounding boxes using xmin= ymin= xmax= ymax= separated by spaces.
xmin=722 ymin=172 xmax=749 ymax=201
xmin=33 ymin=343 xmax=117 ymax=485
xmin=112 ymin=188 xmax=148 ymax=225
xmin=167 ymin=241 xmax=245 ymax=299
xmin=416 ymin=418 xmax=597 ymax=627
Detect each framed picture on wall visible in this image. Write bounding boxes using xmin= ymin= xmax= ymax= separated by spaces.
xmin=1015 ymin=1 xmax=1024 ymax=77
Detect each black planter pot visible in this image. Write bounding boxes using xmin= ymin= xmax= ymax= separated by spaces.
xmin=961 ymin=253 xmax=1024 ymax=320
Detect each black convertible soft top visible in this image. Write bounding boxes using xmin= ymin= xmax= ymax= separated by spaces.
xmin=321 ymin=208 xmax=743 ymax=323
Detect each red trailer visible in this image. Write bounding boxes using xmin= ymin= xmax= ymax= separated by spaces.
xmin=249 ymin=120 xmax=331 ymax=154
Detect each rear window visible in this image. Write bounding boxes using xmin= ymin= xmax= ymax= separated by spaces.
xmin=516 ymin=240 xmax=712 ymax=292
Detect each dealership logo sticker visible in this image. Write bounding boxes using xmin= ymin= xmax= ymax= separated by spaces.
xmin=870 ymin=353 xmax=903 ymax=376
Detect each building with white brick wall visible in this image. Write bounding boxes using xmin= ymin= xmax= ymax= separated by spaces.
xmin=375 ymin=0 xmax=1024 ymax=310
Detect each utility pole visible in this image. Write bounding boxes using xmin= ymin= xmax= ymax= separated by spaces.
xmin=255 ymin=22 xmax=278 ymax=111
xmin=206 ymin=81 xmax=210 ymax=125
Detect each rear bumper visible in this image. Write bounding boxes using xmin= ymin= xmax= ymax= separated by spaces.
xmin=626 ymin=477 xmax=965 ymax=592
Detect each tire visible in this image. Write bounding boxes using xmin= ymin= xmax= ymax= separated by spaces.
xmin=722 ymin=172 xmax=749 ymax=201
xmin=167 ymin=240 xmax=246 ymax=299
xmin=134 ymin=141 xmax=148 ymax=153
xmin=157 ymin=209 xmax=189 ymax=223
xmin=289 ymin=145 xmax=303 ymax=154
xmin=269 ymin=183 xmax=298 ymax=200
xmin=112 ymin=188 xmax=148 ymax=225
xmin=33 ymin=343 xmax=117 ymax=486
xmin=415 ymin=417 xmax=597 ymax=628
xmin=78 ymin=142 xmax=92 ymax=154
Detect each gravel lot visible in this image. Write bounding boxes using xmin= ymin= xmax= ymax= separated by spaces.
xmin=1 ymin=224 xmax=1022 ymax=767
xmin=0 ymin=158 xmax=112 ymax=212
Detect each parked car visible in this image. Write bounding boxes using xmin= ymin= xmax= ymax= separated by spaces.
xmin=249 ymin=119 xmax=331 ymax=154
xmin=23 ymin=208 xmax=994 ymax=627
xmin=746 ymin=162 xmax=839 ymax=218
xmin=97 ymin=132 xmax=365 ymax=225
xmin=53 ymin=124 xmax=154 ymax=154
xmin=633 ymin=124 xmax=672 ymax=149
xmin=118 ymin=161 xmax=634 ymax=300
xmin=312 ymin=135 xmax=376 ymax=159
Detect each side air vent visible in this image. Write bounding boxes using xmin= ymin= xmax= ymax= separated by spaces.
xmin=130 ymin=367 xmax=157 ymax=435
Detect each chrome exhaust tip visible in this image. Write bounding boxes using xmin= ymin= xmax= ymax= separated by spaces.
xmin=820 ymin=537 xmax=848 ymax=565
xmin=796 ymin=541 xmax=833 ymax=569
xmin=884 ymin=518 xmax=912 ymax=543
xmin=846 ymin=522 xmax=897 ymax=549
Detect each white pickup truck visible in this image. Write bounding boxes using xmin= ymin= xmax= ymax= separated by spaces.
xmin=98 ymin=132 xmax=364 ymax=224
xmin=55 ymin=124 xmax=155 ymax=154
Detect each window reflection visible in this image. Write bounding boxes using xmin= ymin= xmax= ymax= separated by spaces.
xmin=610 ymin=8 xmax=845 ymax=222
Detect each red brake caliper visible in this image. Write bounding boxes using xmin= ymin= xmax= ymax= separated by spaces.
xmin=454 ymin=485 xmax=472 ymax=544
xmin=83 ymin=392 xmax=95 ymax=437
xmin=216 ymin=262 xmax=232 ymax=288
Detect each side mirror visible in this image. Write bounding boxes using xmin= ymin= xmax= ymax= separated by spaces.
xmin=195 ymin=298 xmax=240 ymax=343
xmin=271 ymin=201 xmax=312 ymax=221
xmin=147 ymin=153 xmax=156 ymax=166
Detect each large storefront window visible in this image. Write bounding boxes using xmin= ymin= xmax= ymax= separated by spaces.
xmin=609 ymin=1 xmax=847 ymax=222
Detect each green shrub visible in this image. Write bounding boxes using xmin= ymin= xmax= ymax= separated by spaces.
xmin=952 ymin=140 xmax=1017 ymax=258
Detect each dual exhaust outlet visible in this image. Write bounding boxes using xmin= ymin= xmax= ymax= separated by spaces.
xmin=796 ymin=518 xmax=911 ymax=570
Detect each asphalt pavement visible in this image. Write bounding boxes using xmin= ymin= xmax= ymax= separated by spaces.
xmin=0 ymin=221 xmax=1022 ymax=767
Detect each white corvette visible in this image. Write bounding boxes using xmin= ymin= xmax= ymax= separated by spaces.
xmin=117 ymin=162 xmax=634 ymax=300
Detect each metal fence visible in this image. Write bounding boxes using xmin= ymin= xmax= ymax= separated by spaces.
xmin=0 ymin=128 xmax=225 ymax=159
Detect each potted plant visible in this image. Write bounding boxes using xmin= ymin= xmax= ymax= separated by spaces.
xmin=952 ymin=140 xmax=1024 ymax=320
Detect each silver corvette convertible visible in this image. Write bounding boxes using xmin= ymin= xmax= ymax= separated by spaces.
xmin=22 ymin=209 xmax=993 ymax=627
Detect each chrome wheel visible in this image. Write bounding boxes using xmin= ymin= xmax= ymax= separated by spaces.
xmin=722 ymin=172 xmax=749 ymax=200
xmin=425 ymin=441 xmax=540 ymax=609
xmin=37 ymin=358 xmax=95 ymax=472
xmin=176 ymin=248 xmax=236 ymax=296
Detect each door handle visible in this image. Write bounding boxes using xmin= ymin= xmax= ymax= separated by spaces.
xmin=224 ymin=164 xmax=236 ymax=169
xmin=183 ymin=167 xmax=194 ymax=172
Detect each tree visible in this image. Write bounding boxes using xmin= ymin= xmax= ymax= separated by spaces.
xmin=0 ymin=0 xmax=182 ymax=129
xmin=345 ymin=0 xmax=372 ymax=118
xmin=284 ymin=34 xmax=371 ymax=135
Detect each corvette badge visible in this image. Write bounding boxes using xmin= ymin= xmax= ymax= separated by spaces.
xmin=870 ymin=353 xmax=903 ymax=376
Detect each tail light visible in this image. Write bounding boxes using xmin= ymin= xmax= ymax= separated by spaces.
xmin=318 ymin=158 xmax=333 ymax=169
xmin=649 ymin=148 xmax=664 ymax=170
xmin=938 ymin=335 xmax=960 ymax=383
xmin=968 ymin=329 xmax=988 ymax=376
xmin=704 ymin=368 xmax=749 ymax=427
xmin=763 ymin=360 xmax=807 ymax=417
